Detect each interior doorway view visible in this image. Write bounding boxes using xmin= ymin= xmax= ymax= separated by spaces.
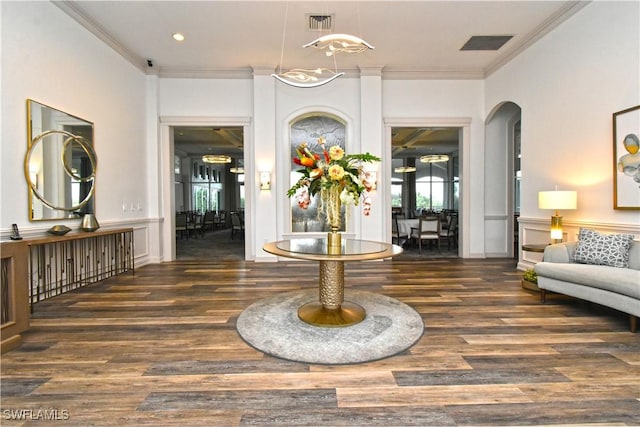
xmin=484 ymin=101 xmax=522 ymax=258
xmin=173 ymin=126 xmax=245 ymax=261
xmin=391 ymin=127 xmax=461 ymax=258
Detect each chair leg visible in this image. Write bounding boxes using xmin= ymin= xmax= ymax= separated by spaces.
xmin=540 ymin=289 xmax=546 ymax=303
xmin=630 ymin=315 xmax=637 ymax=333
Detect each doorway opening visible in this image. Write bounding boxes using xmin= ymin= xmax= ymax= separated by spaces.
xmin=173 ymin=126 xmax=245 ymax=261
xmin=484 ymin=101 xmax=522 ymax=258
xmin=391 ymin=127 xmax=461 ymax=258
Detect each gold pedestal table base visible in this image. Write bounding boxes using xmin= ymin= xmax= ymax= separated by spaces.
xmin=298 ymin=259 xmax=365 ymax=327
xmin=263 ymin=237 xmax=403 ymax=328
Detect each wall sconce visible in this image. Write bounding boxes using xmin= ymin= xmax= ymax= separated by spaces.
xmin=538 ymin=189 xmax=577 ymax=243
xmin=259 ymin=171 xmax=271 ymax=191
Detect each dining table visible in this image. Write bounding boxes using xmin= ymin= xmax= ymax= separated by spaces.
xmin=397 ymin=218 xmax=419 ymax=238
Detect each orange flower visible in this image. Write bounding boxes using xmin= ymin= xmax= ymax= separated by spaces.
xmin=309 ymin=168 xmax=324 ymax=179
xmin=300 ymin=157 xmax=315 ymax=167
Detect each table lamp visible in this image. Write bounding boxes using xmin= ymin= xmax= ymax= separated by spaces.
xmin=538 ymin=189 xmax=577 ymax=243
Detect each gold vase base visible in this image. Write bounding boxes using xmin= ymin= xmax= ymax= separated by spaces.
xmin=298 ymin=301 xmax=366 ymax=328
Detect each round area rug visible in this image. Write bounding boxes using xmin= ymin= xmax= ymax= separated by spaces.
xmin=236 ymin=289 xmax=424 ymax=365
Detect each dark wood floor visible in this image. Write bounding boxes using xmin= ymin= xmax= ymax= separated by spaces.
xmin=2 ymin=258 xmax=639 ymax=426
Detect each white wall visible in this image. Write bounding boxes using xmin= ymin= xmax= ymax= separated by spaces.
xmin=383 ymin=79 xmax=486 ymax=257
xmin=485 ymin=1 xmax=640 ymax=261
xmin=1 ymin=2 xmax=152 ymax=264
xmin=156 ymin=70 xmax=486 ymax=259
xmin=7 ymin=2 xmax=635 ymax=266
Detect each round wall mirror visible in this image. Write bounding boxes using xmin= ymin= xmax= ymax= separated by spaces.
xmin=25 ymin=100 xmax=96 ymax=221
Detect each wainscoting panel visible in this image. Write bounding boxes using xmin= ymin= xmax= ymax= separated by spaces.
xmin=484 ymin=215 xmax=510 ymax=257
xmin=517 ymin=217 xmax=640 ymax=270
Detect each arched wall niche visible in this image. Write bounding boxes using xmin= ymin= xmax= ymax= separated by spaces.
xmin=280 ymin=107 xmax=356 ymax=239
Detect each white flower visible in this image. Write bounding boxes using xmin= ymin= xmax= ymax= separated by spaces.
xmin=340 ymin=189 xmax=355 ymax=206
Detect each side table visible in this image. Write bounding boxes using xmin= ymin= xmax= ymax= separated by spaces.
xmin=521 ymin=243 xmax=548 ymax=291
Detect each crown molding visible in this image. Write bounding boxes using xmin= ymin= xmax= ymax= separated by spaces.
xmin=53 ymin=0 xmax=148 ymax=73
xmin=157 ymin=67 xmax=255 ymax=79
xmin=485 ymin=0 xmax=590 ymax=77
xmin=55 ymin=0 xmax=589 ymax=82
xmin=381 ymin=68 xmax=485 ymax=80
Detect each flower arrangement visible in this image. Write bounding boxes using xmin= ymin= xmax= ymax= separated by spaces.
xmin=287 ymin=137 xmax=380 ymax=229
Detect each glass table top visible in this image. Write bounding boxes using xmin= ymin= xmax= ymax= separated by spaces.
xmin=275 ymin=238 xmax=389 ymax=256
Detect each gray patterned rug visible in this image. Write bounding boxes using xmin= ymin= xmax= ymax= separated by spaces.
xmin=236 ymin=289 xmax=424 ymax=365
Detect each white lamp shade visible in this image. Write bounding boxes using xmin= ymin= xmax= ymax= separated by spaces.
xmin=538 ymin=191 xmax=577 ymax=210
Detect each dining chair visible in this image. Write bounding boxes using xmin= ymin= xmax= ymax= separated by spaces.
xmin=439 ymin=214 xmax=458 ymax=250
xmin=411 ymin=217 xmax=440 ymax=254
xmin=231 ymin=212 xmax=244 ymax=240
xmin=175 ymin=212 xmax=188 ymax=239
xmin=202 ymin=210 xmax=215 ymax=233
xmin=187 ymin=213 xmax=204 ymax=238
xmin=392 ymin=216 xmax=409 ymax=246
xmin=215 ymin=211 xmax=227 ymax=229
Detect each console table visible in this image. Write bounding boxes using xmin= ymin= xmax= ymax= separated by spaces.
xmin=263 ymin=238 xmax=402 ymax=327
xmin=26 ymin=228 xmax=134 ymax=309
xmin=1 ymin=228 xmax=133 ymax=353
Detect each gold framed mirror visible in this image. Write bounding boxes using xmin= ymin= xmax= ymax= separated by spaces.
xmin=24 ymin=100 xmax=96 ymax=221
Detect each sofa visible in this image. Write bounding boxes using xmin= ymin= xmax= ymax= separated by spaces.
xmin=534 ymin=229 xmax=640 ymax=332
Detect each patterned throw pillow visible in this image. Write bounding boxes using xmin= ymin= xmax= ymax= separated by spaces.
xmin=573 ymin=228 xmax=635 ymax=268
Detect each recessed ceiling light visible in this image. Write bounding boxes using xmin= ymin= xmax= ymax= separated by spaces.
xmin=172 ymin=33 xmax=185 ymax=42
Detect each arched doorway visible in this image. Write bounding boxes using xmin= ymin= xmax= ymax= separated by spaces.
xmin=484 ymin=102 xmax=522 ymax=258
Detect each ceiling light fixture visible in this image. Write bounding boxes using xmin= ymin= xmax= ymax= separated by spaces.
xmin=394 ymin=166 xmax=416 ymax=173
xmin=271 ymin=3 xmax=347 ymax=88
xmin=272 ymin=68 xmax=344 ymax=88
xmin=420 ymin=154 xmax=450 ymax=163
xmin=202 ymin=154 xmax=231 ymax=164
xmin=172 ymin=33 xmax=185 ymax=42
xmin=230 ymin=167 xmax=244 ymax=174
xmin=303 ymin=33 xmax=374 ymax=56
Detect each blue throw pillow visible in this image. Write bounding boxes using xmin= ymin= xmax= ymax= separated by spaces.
xmin=573 ymin=228 xmax=635 ymax=268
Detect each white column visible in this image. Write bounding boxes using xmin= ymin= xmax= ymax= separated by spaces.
xmin=252 ymin=67 xmax=278 ymax=261
xmin=144 ymin=74 xmax=165 ymax=262
xmin=359 ymin=67 xmax=384 ymax=242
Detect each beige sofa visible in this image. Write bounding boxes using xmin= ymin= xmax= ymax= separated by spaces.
xmin=534 ymin=239 xmax=640 ymax=332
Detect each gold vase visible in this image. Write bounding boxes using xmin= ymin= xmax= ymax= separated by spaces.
xmin=325 ymin=187 xmax=342 ymax=254
xmin=327 ymin=227 xmax=341 ymax=254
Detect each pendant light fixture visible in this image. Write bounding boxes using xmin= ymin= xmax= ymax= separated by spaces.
xmin=272 ymin=3 xmax=372 ymax=88
xmin=202 ymin=154 xmax=231 ymax=164
xmin=420 ymin=154 xmax=450 ymax=163
xmin=303 ymin=33 xmax=374 ymax=55
xmin=272 ymin=68 xmax=344 ymax=88
xmin=272 ymin=3 xmax=343 ymax=88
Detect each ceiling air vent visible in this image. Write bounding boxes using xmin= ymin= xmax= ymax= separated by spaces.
xmin=307 ymin=14 xmax=333 ymax=31
xmin=460 ymin=35 xmax=513 ymax=51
